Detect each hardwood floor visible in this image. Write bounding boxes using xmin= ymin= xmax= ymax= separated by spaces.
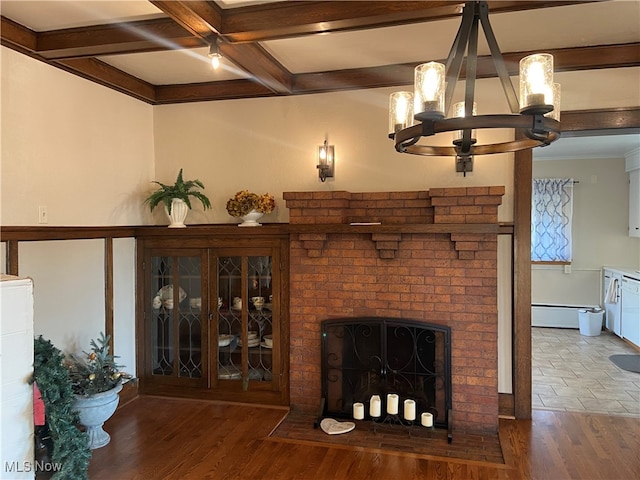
xmin=87 ymin=396 xmax=640 ymax=480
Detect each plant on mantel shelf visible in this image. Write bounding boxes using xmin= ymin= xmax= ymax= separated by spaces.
xmin=144 ymin=169 xmax=212 ymax=228
xmin=226 ymin=190 xmax=276 ymax=227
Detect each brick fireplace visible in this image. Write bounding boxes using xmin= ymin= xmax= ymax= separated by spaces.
xmin=284 ymin=187 xmax=505 ymax=434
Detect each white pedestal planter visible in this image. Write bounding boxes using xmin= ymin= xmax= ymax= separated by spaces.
xmin=166 ymin=198 xmax=189 ymax=228
xmin=238 ymin=210 xmax=264 ymax=227
xmin=73 ymin=382 xmax=122 ymax=449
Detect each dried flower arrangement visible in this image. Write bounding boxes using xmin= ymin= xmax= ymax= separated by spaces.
xmin=226 ymin=190 xmax=276 ymax=217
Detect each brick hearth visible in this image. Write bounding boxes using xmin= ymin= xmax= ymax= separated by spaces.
xmin=284 ymin=187 xmax=505 ymax=434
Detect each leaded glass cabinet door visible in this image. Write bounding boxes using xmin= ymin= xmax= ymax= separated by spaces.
xmin=216 ymin=250 xmax=278 ymax=392
xmin=148 ymin=249 xmax=208 ymax=387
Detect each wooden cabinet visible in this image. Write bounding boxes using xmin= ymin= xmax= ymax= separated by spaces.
xmin=136 ymin=227 xmax=289 ymax=406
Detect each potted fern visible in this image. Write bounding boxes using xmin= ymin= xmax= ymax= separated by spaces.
xmin=144 ymin=169 xmax=212 ymax=227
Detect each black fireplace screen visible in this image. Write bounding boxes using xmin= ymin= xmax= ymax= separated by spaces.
xmin=321 ymin=317 xmax=451 ymax=429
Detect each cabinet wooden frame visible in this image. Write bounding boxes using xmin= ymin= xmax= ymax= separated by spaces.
xmin=136 ymin=232 xmax=290 ymax=406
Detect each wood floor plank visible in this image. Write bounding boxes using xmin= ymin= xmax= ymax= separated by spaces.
xmin=84 ymin=396 xmax=640 ymax=480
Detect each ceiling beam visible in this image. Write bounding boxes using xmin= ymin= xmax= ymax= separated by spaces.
xmin=219 ymin=0 xmax=596 ymax=42
xmin=36 ymin=19 xmax=202 ymax=60
xmin=151 ymin=0 xmax=292 ymax=94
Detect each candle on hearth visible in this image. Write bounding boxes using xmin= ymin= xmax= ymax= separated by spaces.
xmin=404 ymin=399 xmax=416 ymax=421
xmin=387 ymin=394 xmax=399 ymax=415
xmin=353 ymin=402 xmax=365 ymax=420
xmin=370 ymin=395 xmax=381 ymax=417
xmin=421 ymin=412 xmax=433 ymax=427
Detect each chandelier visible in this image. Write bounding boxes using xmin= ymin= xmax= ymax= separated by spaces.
xmin=388 ymin=1 xmax=561 ymax=174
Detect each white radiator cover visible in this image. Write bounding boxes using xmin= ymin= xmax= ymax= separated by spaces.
xmin=531 ymin=304 xmax=598 ymax=328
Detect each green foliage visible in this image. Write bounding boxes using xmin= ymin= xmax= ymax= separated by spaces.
xmin=67 ymin=332 xmax=124 ymax=396
xmin=144 ymin=168 xmax=212 ymax=214
xmin=32 ymin=336 xmax=91 ymax=480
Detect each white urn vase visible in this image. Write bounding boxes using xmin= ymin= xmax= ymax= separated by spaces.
xmin=73 ymin=382 xmax=122 ymax=449
xmin=238 ymin=210 xmax=264 ymax=227
xmin=166 ymin=198 xmax=189 ymax=228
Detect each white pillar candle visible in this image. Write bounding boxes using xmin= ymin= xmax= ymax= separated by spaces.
xmin=421 ymin=412 xmax=433 ymax=427
xmin=404 ymin=399 xmax=416 ymax=421
xmin=387 ymin=394 xmax=399 ymax=415
xmin=370 ymin=395 xmax=381 ymax=417
xmin=353 ymin=402 xmax=365 ymax=420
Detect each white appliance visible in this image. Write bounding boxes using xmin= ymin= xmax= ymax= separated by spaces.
xmin=604 ymin=270 xmax=622 ymax=335
xmin=620 ymin=276 xmax=640 ymax=347
xmin=0 ymin=275 xmax=35 ymax=479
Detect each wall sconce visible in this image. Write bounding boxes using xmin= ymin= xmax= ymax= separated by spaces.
xmin=208 ymin=37 xmax=222 ymax=70
xmin=317 ymin=138 xmax=335 ymax=182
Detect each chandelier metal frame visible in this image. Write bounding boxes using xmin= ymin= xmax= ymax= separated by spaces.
xmin=390 ymin=1 xmax=560 ymax=173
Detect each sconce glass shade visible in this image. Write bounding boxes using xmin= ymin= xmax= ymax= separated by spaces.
xmin=519 ymin=53 xmax=554 ymax=114
xmin=317 ymin=140 xmax=335 ymax=182
xmin=389 ymin=91 xmax=414 ymax=135
xmin=414 ymin=62 xmax=445 ymax=121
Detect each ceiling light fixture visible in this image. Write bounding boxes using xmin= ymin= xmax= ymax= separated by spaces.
xmin=208 ymin=38 xmax=222 ymax=70
xmin=388 ymin=1 xmax=560 ymax=175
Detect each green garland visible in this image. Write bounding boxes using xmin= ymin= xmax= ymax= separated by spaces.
xmin=32 ymin=336 xmax=91 ymax=480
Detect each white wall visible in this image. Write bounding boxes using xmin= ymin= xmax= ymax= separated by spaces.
xmin=0 ymin=47 xmax=155 ymax=226
xmin=0 ymin=47 xmax=150 ymax=369
xmin=532 ymin=156 xmax=640 ymax=307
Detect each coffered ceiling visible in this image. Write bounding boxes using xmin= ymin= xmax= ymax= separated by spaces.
xmin=1 ymin=1 xmax=639 ymax=105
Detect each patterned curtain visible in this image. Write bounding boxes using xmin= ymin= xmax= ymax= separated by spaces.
xmin=531 ymin=178 xmax=574 ymax=262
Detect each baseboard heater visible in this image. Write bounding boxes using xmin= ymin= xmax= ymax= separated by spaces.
xmin=531 ymin=304 xmax=598 ymax=328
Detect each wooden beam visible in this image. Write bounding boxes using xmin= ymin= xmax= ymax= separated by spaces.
xmin=220 ymin=1 xmax=594 ymax=42
xmin=105 ymin=238 xmax=114 ymax=355
xmin=151 ymin=1 xmax=292 ymax=94
xmin=36 ymin=19 xmax=202 ymax=59
xmin=55 ymin=57 xmax=156 ymax=104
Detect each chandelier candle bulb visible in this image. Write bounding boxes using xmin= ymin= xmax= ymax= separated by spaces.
xmin=389 ymin=91 xmax=414 ymax=135
xmin=370 ymin=395 xmax=382 ymax=417
xmin=421 ymin=412 xmax=433 ymax=427
xmin=404 ymin=399 xmax=416 ymax=421
xmin=353 ymin=403 xmax=365 ymax=420
xmin=387 ymin=394 xmax=399 ymax=415
xmin=414 ymin=62 xmax=445 ymax=120
xmin=519 ymin=53 xmax=554 ymax=114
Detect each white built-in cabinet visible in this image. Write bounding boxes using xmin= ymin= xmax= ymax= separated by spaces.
xmin=626 ymin=148 xmax=640 ymax=238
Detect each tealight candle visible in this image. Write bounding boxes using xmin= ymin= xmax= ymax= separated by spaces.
xmin=353 ymin=402 xmax=365 ymax=420
xmin=370 ymin=395 xmax=381 ymax=417
xmin=404 ymin=399 xmax=416 ymax=421
xmin=421 ymin=412 xmax=433 ymax=427
xmin=387 ymin=394 xmax=399 ymax=415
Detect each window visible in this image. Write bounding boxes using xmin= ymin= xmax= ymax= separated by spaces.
xmin=531 ymin=178 xmax=574 ymax=262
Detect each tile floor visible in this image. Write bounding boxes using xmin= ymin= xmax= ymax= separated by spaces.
xmin=532 ymin=327 xmax=640 ymax=417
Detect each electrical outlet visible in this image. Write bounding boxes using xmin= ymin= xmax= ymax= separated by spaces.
xmin=564 ymin=264 xmax=571 ymax=274
xmin=38 ymin=206 xmax=48 ymax=224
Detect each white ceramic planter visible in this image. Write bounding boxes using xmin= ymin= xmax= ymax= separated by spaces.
xmin=238 ymin=210 xmax=264 ymax=227
xmin=166 ymin=198 xmax=189 ymax=228
xmin=73 ymin=382 xmax=122 ymax=449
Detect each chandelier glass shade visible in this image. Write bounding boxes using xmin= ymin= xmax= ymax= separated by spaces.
xmin=388 ymin=1 xmax=561 ymax=173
